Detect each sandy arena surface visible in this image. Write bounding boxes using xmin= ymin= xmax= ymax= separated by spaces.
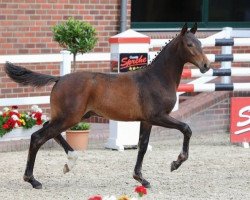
xmin=0 ymin=129 xmax=249 ymax=200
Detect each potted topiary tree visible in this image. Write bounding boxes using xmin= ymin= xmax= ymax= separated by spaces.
xmin=65 ymin=122 xmax=90 ymax=151
xmin=52 ymin=17 xmax=98 ymax=72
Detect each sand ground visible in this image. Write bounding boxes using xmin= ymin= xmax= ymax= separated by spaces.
xmin=0 ymin=128 xmax=249 ymax=200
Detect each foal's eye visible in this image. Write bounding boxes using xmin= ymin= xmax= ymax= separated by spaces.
xmin=187 ymin=43 xmax=194 ymax=47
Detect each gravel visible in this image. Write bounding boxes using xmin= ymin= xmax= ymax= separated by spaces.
xmin=0 ymin=129 xmax=249 ymax=200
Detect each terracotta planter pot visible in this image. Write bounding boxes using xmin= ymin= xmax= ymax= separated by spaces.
xmin=66 ymin=130 xmax=90 ymax=151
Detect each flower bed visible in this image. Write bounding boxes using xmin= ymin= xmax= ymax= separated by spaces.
xmin=0 ymin=125 xmax=43 ymax=142
xmin=0 ymin=105 xmax=46 ymax=141
xmin=88 ymin=186 xmax=147 ymax=200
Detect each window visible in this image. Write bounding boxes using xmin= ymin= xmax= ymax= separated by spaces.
xmin=131 ymin=0 xmax=250 ymax=29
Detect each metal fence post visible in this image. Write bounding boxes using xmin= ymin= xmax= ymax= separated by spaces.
xmin=221 ymin=27 xmax=233 ymax=83
xmin=60 ymin=50 xmax=71 ymax=76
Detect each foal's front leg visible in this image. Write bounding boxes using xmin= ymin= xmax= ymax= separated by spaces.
xmin=151 ymin=114 xmax=192 ymax=172
xmin=133 ymin=121 xmax=152 ymax=188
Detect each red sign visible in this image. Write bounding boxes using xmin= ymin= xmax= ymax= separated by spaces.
xmin=230 ymin=97 xmax=250 ymax=143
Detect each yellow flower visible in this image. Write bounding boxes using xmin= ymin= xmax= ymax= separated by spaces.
xmin=118 ymin=195 xmax=131 ymax=200
xmin=19 ymin=119 xmax=26 ymax=126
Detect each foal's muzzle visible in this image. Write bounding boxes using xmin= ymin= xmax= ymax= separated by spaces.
xmin=199 ymin=60 xmax=210 ymax=73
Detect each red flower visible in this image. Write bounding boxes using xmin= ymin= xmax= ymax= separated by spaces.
xmin=135 ymin=186 xmax=147 ymax=197
xmin=34 ymin=112 xmax=42 ymax=119
xmin=2 ymin=124 xmax=9 ymax=130
xmin=32 ymin=112 xmax=43 ymax=125
xmin=88 ymin=195 xmax=102 ymax=200
xmin=9 ymin=111 xmax=20 ymax=118
xmin=36 ymin=119 xmax=43 ymax=125
xmin=16 ymin=120 xmax=22 ymax=126
xmin=6 ymin=118 xmax=16 ymax=128
xmin=12 ymin=106 xmax=18 ymax=109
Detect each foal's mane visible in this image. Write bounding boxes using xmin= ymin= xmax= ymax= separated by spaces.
xmin=148 ymin=30 xmax=193 ymax=68
xmin=148 ymin=34 xmax=178 ymax=67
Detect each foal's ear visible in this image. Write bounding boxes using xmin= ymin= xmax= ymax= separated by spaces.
xmin=190 ymin=22 xmax=198 ymax=34
xmin=181 ymin=23 xmax=188 ymax=35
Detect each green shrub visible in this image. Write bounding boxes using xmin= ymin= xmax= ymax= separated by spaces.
xmin=52 ymin=17 xmax=97 ymax=71
xmin=70 ymin=122 xmax=90 ymax=131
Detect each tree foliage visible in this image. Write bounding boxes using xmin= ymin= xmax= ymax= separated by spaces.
xmin=52 ymin=18 xmax=98 ymax=71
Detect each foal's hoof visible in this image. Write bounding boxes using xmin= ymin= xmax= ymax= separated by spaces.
xmin=141 ymin=179 xmax=151 ymax=188
xmin=133 ymin=174 xmax=151 ymax=188
xmin=170 ymin=161 xmax=179 ymax=172
xmin=31 ymin=181 xmax=42 ymax=189
xmin=63 ymin=164 xmax=70 ymax=174
xmin=23 ymin=175 xmax=42 ymax=189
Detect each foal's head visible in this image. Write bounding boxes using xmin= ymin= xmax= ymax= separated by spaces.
xmin=177 ymin=23 xmax=210 ymax=73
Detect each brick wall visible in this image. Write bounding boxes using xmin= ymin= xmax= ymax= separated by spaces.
xmin=170 ymin=91 xmax=250 ymax=134
xmin=0 ymin=0 xmax=250 ymax=125
xmin=0 ymin=0 xmax=132 ymax=122
xmin=0 ymin=0 xmax=130 ymax=55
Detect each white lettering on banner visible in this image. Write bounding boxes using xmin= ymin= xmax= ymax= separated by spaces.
xmin=235 ymin=106 xmax=250 ymax=135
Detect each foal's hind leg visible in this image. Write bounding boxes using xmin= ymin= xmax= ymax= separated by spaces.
xmin=23 ymin=120 xmax=73 ymax=189
xmin=54 ymin=134 xmax=78 ymax=174
xmin=151 ymin=114 xmax=192 ymax=172
xmin=133 ymin=122 xmax=152 ymax=188
xmin=23 ymin=125 xmax=49 ymax=189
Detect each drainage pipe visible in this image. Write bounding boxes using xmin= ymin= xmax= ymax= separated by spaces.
xmin=120 ymin=0 xmax=127 ymax=32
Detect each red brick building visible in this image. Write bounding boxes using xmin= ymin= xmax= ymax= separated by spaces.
xmin=0 ymin=0 xmax=131 ymax=122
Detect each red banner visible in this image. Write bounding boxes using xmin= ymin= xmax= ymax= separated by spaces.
xmin=230 ymin=97 xmax=250 ymax=143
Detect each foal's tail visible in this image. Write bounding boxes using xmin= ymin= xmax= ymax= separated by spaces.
xmin=4 ymin=62 xmax=60 ymax=87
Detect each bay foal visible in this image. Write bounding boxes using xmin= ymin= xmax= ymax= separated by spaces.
xmin=4 ymin=23 xmax=210 ymax=189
